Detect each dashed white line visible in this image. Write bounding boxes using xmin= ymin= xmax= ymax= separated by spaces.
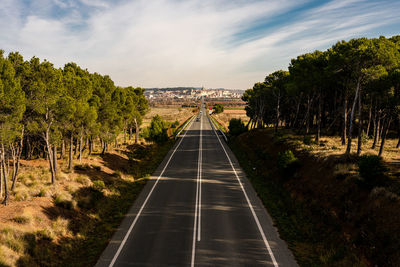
xmin=191 ymin=113 xmax=203 ymax=267
xmin=108 ymin=119 xmax=195 ymax=267
xmin=208 ymin=116 xmax=279 ymax=267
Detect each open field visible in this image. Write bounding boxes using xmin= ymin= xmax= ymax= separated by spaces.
xmin=143 ymin=105 xmax=196 ymax=128
xmin=212 ymin=109 xmax=248 ymax=130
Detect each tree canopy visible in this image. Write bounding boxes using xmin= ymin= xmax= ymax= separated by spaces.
xmin=0 ymin=50 xmax=148 ymax=205
xmin=243 ymin=35 xmax=400 ymax=156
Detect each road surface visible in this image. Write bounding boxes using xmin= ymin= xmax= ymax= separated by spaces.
xmin=96 ymin=108 xmax=297 ymax=267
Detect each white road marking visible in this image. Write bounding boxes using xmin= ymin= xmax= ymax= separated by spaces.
xmin=108 ymin=119 xmax=195 ymax=267
xmin=198 ymin=113 xmax=202 ymax=242
xmin=208 ymin=116 xmax=279 ymax=267
xmin=191 ymin=113 xmax=203 ymax=267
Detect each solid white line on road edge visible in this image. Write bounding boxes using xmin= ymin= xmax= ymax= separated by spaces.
xmin=208 ymin=116 xmax=279 ymax=267
xmin=191 ymin=113 xmax=203 ymax=267
xmin=108 ymin=119 xmax=195 ymax=267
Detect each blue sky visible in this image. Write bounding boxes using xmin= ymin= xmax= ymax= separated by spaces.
xmin=1 ymin=0 xmax=400 ymax=89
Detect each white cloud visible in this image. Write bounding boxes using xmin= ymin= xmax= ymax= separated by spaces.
xmin=0 ymin=0 xmax=399 ymax=89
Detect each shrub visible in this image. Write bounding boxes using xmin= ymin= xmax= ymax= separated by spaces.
xmin=92 ymin=180 xmax=106 ymax=191
xmin=357 ymin=155 xmax=388 ymax=187
xmin=12 ymin=215 xmax=31 ymax=224
xmin=228 ymin=118 xmax=247 ymax=136
xmin=213 ymin=103 xmax=224 ymax=114
xmin=277 ymin=150 xmax=301 ymax=177
xmin=37 ymin=188 xmax=49 ymax=197
xmin=144 ymin=115 xmax=169 ymax=143
xmin=75 ymin=175 xmax=91 ymax=185
xmin=361 ymin=130 xmax=369 ymax=145
xmin=54 ymin=194 xmax=75 ymax=210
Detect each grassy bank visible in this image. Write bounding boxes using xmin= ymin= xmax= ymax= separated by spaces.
xmin=229 ymin=129 xmax=400 ymax=266
xmin=0 ymin=140 xmax=174 ymax=267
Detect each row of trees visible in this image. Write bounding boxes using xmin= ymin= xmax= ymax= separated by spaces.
xmin=0 ymin=50 xmax=148 ymax=205
xmin=243 ymin=35 xmax=400 ymax=156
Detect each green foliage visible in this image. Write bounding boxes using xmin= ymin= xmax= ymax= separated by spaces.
xmin=357 ymin=155 xmax=388 ymax=187
xmin=228 ymin=118 xmax=247 ymax=136
xmin=145 ymin=115 xmax=169 ymax=143
xmin=213 ymin=103 xmax=224 ymax=114
xmin=92 ymin=180 xmax=106 ymax=191
xmin=277 ymin=150 xmax=301 ymax=177
xmin=243 ymin=35 xmax=400 ymax=156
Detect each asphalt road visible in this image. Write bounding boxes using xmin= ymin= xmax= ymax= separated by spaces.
xmin=96 ymin=109 xmax=298 ymax=267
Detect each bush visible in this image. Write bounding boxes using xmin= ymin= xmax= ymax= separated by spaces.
xmin=144 ymin=115 xmax=169 ymax=143
xmin=12 ymin=215 xmax=31 ymax=224
xmin=277 ymin=150 xmax=301 ymax=177
xmin=357 ymin=155 xmax=388 ymax=187
xmin=92 ymin=180 xmax=106 ymax=191
xmin=228 ymin=118 xmax=247 ymax=136
xmin=213 ymin=103 xmax=224 ymax=114
xmin=54 ymin=194 xmax=75 ymax=210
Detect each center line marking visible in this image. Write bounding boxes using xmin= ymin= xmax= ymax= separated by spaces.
xmin=191 ymin=113 xmax=202 ymax=267
xmin=108 ymin=117 xmax=195 ymax=267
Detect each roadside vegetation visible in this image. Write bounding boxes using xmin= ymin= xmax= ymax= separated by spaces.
xmin=0 ymin=49 xmax=194 ymax=266
xmin=212 ymin=103 xmax=224 ymax=114
xmin=225 ymin=35 xmax=400 ymax=266
xmin=243 ymin=35 xmax=400 ymax=157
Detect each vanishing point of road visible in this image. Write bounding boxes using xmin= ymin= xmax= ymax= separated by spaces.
xmin=96 ymin=105 xmax=298 ymax=267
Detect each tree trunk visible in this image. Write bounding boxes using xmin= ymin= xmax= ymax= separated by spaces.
xmin=1 ymin=144 xmax=9 ymax=205
xmin=275 ymin=92 xmax=280 ymax=133
xmin=68 ymin=134 xmax=73 ymax=172
xmin=74 ymin=137 xmax=78 ymax=156
xmin=124 ymin=123 xmax=127 ymax=144
xmin=316 ymin=93 xmax=322 ymax=143
xmin=129 ymin=127 xmax=132 ymax=141
xmin=357 ymin=89 xmax=363 ymax=156
xmin=79 ymin=132 xmax=83 ymax=164
xmin=134 ymin=118 xmax=139 ymax=144
xmin=346 ymin=78 xmax=361 ymax=154
xmin=53 ymin=144 xmax=57 ymax=176
xmin=379 ymin=120 xmax=384 ymax=141
xmin=11 ymin=126 xmax=24 ymax=191
xmin=372 ymin=116 xmax=380 ymax=149
xmin=89 ymin=137 xmax=92 ymax=155
xmin=366 ymin=100 xmax=372 ymax=136
xmin=379 ymin=117 xmax=392 ymax=157
xmin=101 ymin=142 xmax=106 ymax=155
xmin=293 ymin=93 xmax=303 ymax=129
xmin=61 ymin=138 xmax=65 ymax=159
xmin=342 ymin=94 xmax=348 ymax=145
xmin=0 ymin=161 xmax=3 ymax=199
xmin=43 ymin=123 xmax=56 ymax=184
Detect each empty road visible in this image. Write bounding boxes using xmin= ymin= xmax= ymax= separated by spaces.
xmin=96 ymin=107 xmax=297 ymax=267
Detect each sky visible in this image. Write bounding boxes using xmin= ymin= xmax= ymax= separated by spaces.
xmin=0 ymin=0 xmax=400 ymax=90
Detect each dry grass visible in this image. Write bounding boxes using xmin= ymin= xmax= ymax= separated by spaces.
xmin=282 ymin=133 xmax=400 ymax=162
xmin=0 ymin=131 xmax=174 ymax=266
xmin=213 ymin=109 xmax=249 ymax=130
xmin=143 ymin=105 xmax=195 ymax=128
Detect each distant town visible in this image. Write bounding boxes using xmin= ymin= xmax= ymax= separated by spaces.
xmin=144 ymin=87 xmax=244 ymax=100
